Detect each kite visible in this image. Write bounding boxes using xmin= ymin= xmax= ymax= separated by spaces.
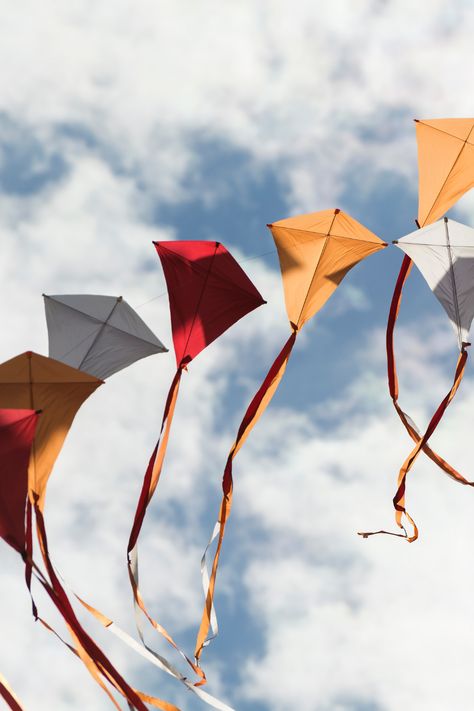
xmin=363 ymin=218 xmax=474 ymax=542
xmin=126 ymin=240 xmax=266 ymax=680
xmin=416 ymin=118 xmax=474 ymax=228
xmin=195 ymin=209 xmax=387 ymax=663
xmin=360 ymin=119 xmax=474 ymax=542
xmin=43 ymin=293 xmax=167 ymax=379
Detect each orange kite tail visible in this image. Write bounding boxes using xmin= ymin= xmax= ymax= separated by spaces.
xmin=195 ymin=328 xmax=297 ymax=663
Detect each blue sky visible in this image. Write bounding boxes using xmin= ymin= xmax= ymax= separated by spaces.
xmin=1 ymin=3 xmax=474 ymax=711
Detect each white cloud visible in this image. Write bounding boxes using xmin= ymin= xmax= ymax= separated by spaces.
xmin=1 ymin=1 xmax=474 ymax=212
xmin=1 ymin=2 xmax=474 ymax=709
xmin=235 ymin=323 xmax=474 ymax=711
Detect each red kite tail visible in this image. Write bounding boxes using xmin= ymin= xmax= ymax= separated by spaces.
xmin=125 ymin=366 xmax=206 ymax=684
xmin=128 ymin=365 xmax=183 ymax=553
xmin=360 ymin=346 xmax=469 ymax=542
xmin=194 ymin=329 xmax=297 ymax=663
xmin=387 ymin=256 xmax=474 ymax=484
xmin=0 ymin=673 xmax=25 ymax=711
xmin=33 ymin=502 xmax=149 ymax=711
xmin=24 ymin=499 xmax=38 ymax=620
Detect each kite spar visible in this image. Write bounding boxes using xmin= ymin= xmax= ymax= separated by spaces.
xmin=195 ymin=209 xmax=387 ymax=663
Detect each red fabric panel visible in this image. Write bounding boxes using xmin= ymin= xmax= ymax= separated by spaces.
xmin=0 ymin=409 xmax=39 ymax=553
xmin=154 ymin=241 xmax=266 ymax=366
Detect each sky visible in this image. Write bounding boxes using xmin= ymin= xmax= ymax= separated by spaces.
xmin=1 ymin=2 xmax=474 ymax=710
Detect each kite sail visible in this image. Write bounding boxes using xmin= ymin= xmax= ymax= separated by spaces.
xmin=416 ymin=118 xmax=474 ymax=228
xmin=44 ymin=293 xmax=167 ymax=379
xmin=377 ymin=218 xmax=473 ymax=541
xmin=0 ymin=351 xmax=103 ymax=510
xmin=127 ymin=240 xmax=266 ymax=679
xmin=0 ymin=408 xmax=40 ymax=554
xmin=195 ymin=209 xmax=387 ymax=662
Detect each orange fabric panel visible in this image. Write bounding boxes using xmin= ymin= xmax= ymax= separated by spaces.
xmin=416 ymin=118 xmax=474 ymax=227
xmin=269 ymin=209 xmax=385 ymax=329
xmin=0 ymin=352 xmax=102 ymax=509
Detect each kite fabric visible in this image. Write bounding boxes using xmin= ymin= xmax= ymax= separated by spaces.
xmin=194 ymin=209 xmax=387 ymax=663
xmin=44 ymin=293 xmax=167 ymax=380
xmin=416 ymin=118 xmax=474 ymax=228
xmin=0 ymin=351 xmax=103 ymax=510
xmin=0 ymin=409 xmax=39 ymax=553
xmin=127 ymin=240 xmax=266 ymax=680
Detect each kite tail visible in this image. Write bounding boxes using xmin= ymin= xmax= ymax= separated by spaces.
xmin=24 ymin=511 xmax=230 ymax=710
xmin=0 ymin=673 xmax=25 ymax=711
xmin=24 ymin=499 xmax=38 ymax=619
xmin=386 ymin=254 xmax=473 ymax=485
xmin=194 ymin=328 xmax=297 ymax=663
xmin=128 ymin=365 xmax=183 ymax=552
xmin=391 ymin=345 xmax=469 ymax=540
xmin=360 ymin=345 xmax=469 ymax=542
xmin=32 ymin=502 xmax=149 ymax=711
xmin=127 ymin=366 xmax=207 ymax=686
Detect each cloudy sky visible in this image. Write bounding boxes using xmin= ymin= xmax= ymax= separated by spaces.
xmin=2 ymin=2 xmax=474 ymax=710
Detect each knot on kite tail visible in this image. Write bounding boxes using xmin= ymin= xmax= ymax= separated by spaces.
xmin=357 ymin=527 xmax=410 ymax=541
xmin=462 ymin=341 xmax=471 ymax=353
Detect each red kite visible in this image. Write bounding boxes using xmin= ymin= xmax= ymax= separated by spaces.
xmin=127 ymin=240 xmax=265 ymax=682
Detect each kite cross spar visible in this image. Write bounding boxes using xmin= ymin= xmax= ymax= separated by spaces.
xmin=195 ymin=209 xmax=387 ymax=663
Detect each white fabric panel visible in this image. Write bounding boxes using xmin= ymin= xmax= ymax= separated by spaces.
xmin=44 ymin=294 xmax=167 ymax=379
xmin=107 ymin=298 xmax=164 ymax=348
xmin=47 ymin=293 xmax=119 ymax=322
xmin=396 ymin=219 xmax=474 ymax=348
xmin=81 ymin=322 xmax=166 ymax=379
xmin=45 ymin=296 xmax=104 ymax=369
